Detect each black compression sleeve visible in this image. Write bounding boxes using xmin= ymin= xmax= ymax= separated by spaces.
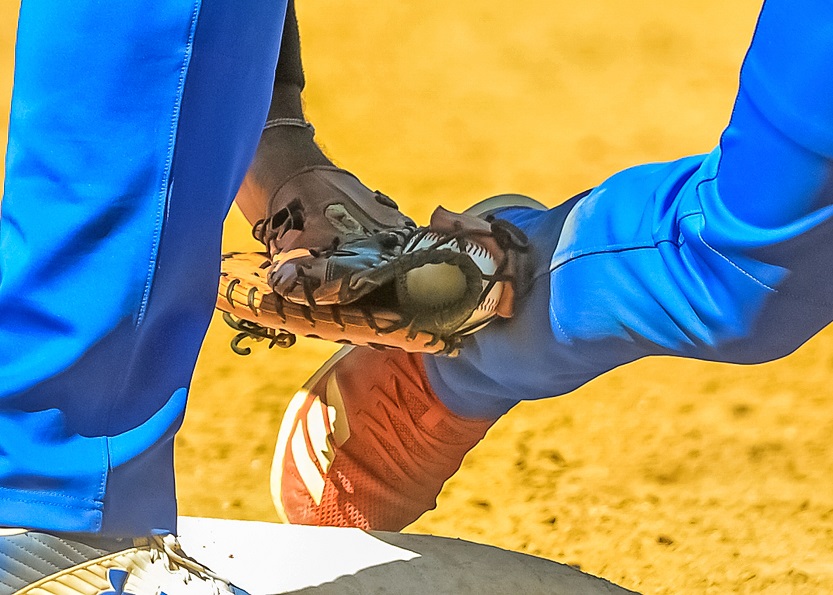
xmin=254 ymin=0 xmax=332 ymax=180
xmin=274 ymin=0 xmax=304 ymax=90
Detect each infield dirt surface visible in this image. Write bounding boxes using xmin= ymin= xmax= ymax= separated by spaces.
xmin=2 ymin=1 xmax=832 ymax=593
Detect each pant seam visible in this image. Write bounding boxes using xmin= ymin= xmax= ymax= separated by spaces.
xmin=136 ymin=0 xmax=203 ymax=327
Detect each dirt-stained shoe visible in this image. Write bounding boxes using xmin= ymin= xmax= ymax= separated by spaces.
xmin=271 ymin=346 xmax=497 ymax=531
xmin=0 ymin=530 xmax=245 ymax=595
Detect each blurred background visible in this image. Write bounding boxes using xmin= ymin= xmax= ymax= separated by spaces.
xmin=2 ymin=1 xmax=832 ymax=593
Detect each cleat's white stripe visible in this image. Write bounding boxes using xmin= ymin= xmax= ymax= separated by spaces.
xmin=271 ymin=389 xmax=310 ymax=523
xmin=291 ymin=428 xmax=325 ymax=505
xmin=325 ymin=373 xmax=350 ymax=447
xmin=307 ymin=397 xmax=334 ymax=472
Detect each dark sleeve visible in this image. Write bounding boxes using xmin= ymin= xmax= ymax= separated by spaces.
xmin=274 ymin=0 xmax=304 ymax=90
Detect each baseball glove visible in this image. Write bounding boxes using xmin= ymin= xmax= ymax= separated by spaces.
xmin=217 ymin=166 xmax=530 ymax=355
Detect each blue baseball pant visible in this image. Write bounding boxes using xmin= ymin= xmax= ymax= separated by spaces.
xmin=0 ymin=0 xmax=287 ymax=536
xmin=429 ymin=0 xmax=833 ymax=418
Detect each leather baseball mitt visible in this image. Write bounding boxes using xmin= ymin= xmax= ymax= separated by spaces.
xmin=217 ymin=166 xmax=530 ymax=355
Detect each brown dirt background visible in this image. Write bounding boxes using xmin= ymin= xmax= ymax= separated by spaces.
xmin=2 ymin=1 xmax=833 ymax=593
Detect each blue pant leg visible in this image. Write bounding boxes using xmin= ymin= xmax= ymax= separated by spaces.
xmin=426 ymin=0 xmax=833 ymax=419
xmin=0 ymin=0 xmax=286 ymax=536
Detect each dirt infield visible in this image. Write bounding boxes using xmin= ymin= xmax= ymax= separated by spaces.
xmin=3 ymin=1 xmax=833 ymax=593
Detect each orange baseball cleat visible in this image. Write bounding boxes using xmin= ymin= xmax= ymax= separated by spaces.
xmin=271 ymin=346 xmax=497 ymax=531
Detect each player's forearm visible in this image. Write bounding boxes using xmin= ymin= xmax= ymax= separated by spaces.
xmin=235 ymin=0 xmax=333 ymax=225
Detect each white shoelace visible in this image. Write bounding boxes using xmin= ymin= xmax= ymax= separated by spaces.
xmin=147 ymin=535 xmax=235 ymax=595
